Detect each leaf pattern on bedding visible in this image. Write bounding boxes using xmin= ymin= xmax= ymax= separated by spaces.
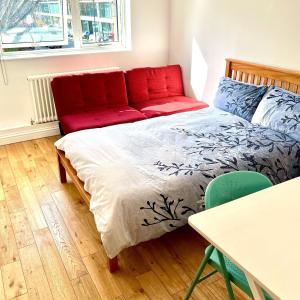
xmin=154 ymin=161 xmax=215 ymax=176
xmin=140 ymin=186 xmax=206 ymax=227
xmin=252 ymin=87 xmax=300 ymax=142
xmin=173 ymin=123 xmax=299 ymax=156
xmin=140 ymin=194 xmax=196 ymax=227
xmin=281 ymin=114 xmax=300 ymax=131
xmin=165 ymin=121 xmax=300 ymax=184
xmin=214 ymin=77 xmax=268 ymax=121
xmin=271 ymin=89 xmax=300 ymax=112
xmin=142 ymin=112 xmax=300 ymax=228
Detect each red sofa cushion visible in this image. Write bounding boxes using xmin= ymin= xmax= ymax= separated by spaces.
xmin=80 ymin=72 xmax=128 ymax=110
xmin=133 ymin=96 xmax=209 ymax=118
xmin=126 ymin=65 xmax=184 ymax=104
xmin=60 ymin=106 xmax=146 ymax=134
xmin=51 ymin=75 xmax=85 ymax=118
xmin=51 ymin=71 xmax=128 ymax=118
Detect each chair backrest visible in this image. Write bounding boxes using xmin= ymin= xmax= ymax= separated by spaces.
xmin=125 ymin=65 xmax=185 ymax=104
xmin=205 ymin=171 xmax=273 ymax=209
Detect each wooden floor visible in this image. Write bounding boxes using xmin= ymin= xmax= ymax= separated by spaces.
xmin=0 ymin=136 xmax=249 ymax=300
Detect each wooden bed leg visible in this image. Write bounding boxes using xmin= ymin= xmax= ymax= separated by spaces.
xmin=57 ymin=153 xmax=67 ymax=184
xmin=108 ymin=257 xmax=119 ymax=273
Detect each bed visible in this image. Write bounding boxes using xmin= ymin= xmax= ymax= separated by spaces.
xmin=55 ymin=59 xmax=300 ymax=272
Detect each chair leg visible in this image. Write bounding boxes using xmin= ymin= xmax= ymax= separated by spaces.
xmin=216 ymin=250 xmax=235 ymax=300
xmin=184 ymin=245 xmax=215 ymax=300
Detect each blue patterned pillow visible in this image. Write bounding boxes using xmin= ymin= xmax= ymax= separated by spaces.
xmin=213 ymin=77 xmax=268 ymax=121
xmin=252 ymin=87 xmax=300 ymax=141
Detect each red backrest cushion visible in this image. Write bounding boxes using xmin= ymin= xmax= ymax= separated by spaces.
xmin=126 ymin=65 xmax=185 ymax=104
xmin=79 ymin=71 xmax=128 ymax=110
xmin=51 ymin=75 xmax=85 ymax=118
xmin=51 ymin=71 xmax=128 ymax=118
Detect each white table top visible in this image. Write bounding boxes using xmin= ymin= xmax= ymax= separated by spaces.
xmin=188 ymin=177 xmax=300 ymax=300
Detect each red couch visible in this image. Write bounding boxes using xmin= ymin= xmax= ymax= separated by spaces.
xmin=51 ymin=71 xmax=146 ymax=134
xmin=51 ymin=65 xmax=208 ymax=134
xmin=126 ymin=65 xmax=208 ymax=118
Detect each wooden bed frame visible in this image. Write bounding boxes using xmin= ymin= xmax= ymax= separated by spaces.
xmin=56 ymin=58 xmax=300 ymax=273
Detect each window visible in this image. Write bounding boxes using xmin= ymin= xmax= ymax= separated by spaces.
xmin=79 ymin=0 xmax=118 ymax=45
xmin=1 ymin=0 xmax=68 ymax=49
xmin=0 ymin=0 xmax=130 ymax=56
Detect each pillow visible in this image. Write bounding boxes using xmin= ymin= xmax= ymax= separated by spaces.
xmin=252 ymin=87 xmax=300 ymax=141
xmin=213 ymin=77 xmax=268 ymax=121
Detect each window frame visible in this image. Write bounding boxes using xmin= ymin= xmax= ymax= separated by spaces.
xmin=0 ymin=0 xmax=131 ymax=59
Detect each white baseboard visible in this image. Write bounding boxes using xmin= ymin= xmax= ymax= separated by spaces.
xmin=0 ymin=122 xmax=60 ymax=146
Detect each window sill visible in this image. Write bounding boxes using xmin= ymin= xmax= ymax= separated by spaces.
xmin=1 ymin=45 xmax=132 ymax=61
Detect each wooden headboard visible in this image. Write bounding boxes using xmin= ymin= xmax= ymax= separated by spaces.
xmin=225 ymin=58 xmax=300 ymax=94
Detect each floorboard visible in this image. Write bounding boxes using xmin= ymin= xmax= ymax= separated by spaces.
xmin=10 ymin=210 xmax=35 ymax=249
xmin=0 ymin=202 xmax=19 ymax=266
xmin=41 ymin=202 xmax=87 ymax=280
xmin=72 ymin=274 xmax=102 ymax=300
xmin=0 ymin=157 xmax=16 ymax=191
xmin=19 ymin=244 xmax=53 ymax=300
xmin=0 ymin=137 xmax=250 ymax=300
xmin=2 ymin=261 xmax=27 ymax=299
xmin=4 ymin=186 xmax=25 ymax=214
xmin=34 ymin=228 xmax=77 ymax=300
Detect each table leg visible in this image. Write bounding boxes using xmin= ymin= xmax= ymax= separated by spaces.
xmin=245 ymin=273 xmax=265 ymax=300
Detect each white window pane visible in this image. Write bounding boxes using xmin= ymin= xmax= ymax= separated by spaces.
xmin=1 ymin=0 xmax=70 ymax=49
xmin=79 ymin=0 xmax=118 ymax=44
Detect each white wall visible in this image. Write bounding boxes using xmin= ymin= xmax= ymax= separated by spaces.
xmin=169 ymin=0 xmax=300 ymax=104
xmin=0 ymin=0 xmax=170 ymax=133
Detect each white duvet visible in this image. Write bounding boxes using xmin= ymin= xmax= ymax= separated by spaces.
xmin=55 ymin=107 xmax=300 ymax=258
xmin=55 ymin=110 xmax=208 ymax=258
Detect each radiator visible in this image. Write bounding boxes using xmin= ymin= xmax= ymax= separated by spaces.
xmin=28 ymin=67 xmax=120 ymax=124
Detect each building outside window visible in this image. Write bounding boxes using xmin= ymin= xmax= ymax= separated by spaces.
xmin=79 ymin=0 xmax=117 ymax=44
xmin=0 ymin=0 xmax=128 ymax=54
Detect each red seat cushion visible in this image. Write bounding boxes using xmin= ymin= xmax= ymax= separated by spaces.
xmin=126 ymin=65 xmax=185 ymax=104
xmin=60 ymin=106 xmax=146 ymax=134
xmin=133 ymin=96 xmax=209 ymax=118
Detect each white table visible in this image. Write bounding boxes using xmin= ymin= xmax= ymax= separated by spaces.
xmin=188 ymin=177 xmax=300 ymax=300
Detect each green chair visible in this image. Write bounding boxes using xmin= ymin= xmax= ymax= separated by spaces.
xmin=185 ymin=171 xmax=273 ymax=300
